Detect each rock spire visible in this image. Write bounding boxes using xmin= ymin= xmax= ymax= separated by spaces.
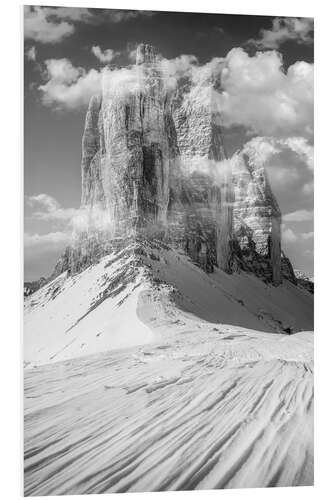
xmin=54 ymin=43 xmax=284 ymax=285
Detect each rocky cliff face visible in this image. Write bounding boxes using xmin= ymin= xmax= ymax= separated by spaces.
xmin=232 ymin=152 xmax=281 ymax=285
xmin=81 ymin=44 xmax=174 ymax=237
xmin=24 ymin=277 xmax=47 ymax=298
xmin=60 ymin=43 xmax=236 ymax=276
xmin=49 ymin=43 xmax=293 ymax=287
xmin=171 ymin=76 xmax=234 ymax=272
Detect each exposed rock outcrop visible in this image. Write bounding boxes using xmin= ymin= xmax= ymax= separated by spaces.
xmin=293 ymin=268 xmax=314 ymax=294
xmin=81 ymin=44 xmax=174 ymax=237
xmin=44 ymin=43 xmax=297 ymax=289
xmin=62 ymin=43 xmax=237 ymax=277
xmin=24 ymin=277 xmax=47 ymax=298
xmin=232 ymin=152 xmax=281 ymax=285
xmin=171 ymin=75 xmax=234 ymax=272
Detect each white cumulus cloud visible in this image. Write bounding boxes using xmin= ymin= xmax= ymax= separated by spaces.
xmin=248 ymin=17 xmax=314 ymax=49
xmin=26 ymin=194 xmax=80 ymax=222
xmin=169 ymin=48 xmax=313 ymax=137
xmin=35 ymin=47 xmax=313 ymax=138
xmin=91 ymin=46 xmax=120 ymax=64
xmin=27 ymin=194 xmax=60 ymax=212
xmin=24 ymin=6 xmax=75 ymax=44
xmin=39 ymin=59 xmax=102 ymax=109
xmin=216 ymin=48 xmax=313 ymax=137
xmin=239 ymin=136 xmax=313 ymax=173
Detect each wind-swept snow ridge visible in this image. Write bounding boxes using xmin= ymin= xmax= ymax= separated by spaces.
xmin=24 ymin=326 xmax=313 ymax=494
xmin=24 ymin=243 xmax=153 ymax=367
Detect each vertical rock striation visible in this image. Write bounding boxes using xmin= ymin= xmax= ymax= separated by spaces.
xmin=99 ymin=43 xmax=174 ymax=235
xmin=170 ymin=76 xmax=234 ymax=272
xmin=79 ymin=44 xmax=176 ymax=238
xmin=52 ymin=43 xmax=288 ymax=286
xmin=232 ymin=152 xmax=281 ymax=284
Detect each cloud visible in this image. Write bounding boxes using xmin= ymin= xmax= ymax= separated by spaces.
xmin=39 ymin=53 xmax=196 ymax=109
xmin=215 ymin=48 xmax=313 ymax=137
xmin=26 ymin=194 xmax=79 ymax=222
xmin=282 ymin=227 xmax=298 ymax=244
xmin=91 ymin=46 xmax=120 ymax=64
xmin=236 ymin=136 xmax=313 ymax=221
xmin=27 ymin=194 xmax=59 ymax=212
xmin=40 ymin=7 xmax=93 ymax=23
xmin=25 ymin=46 xmax=37 ymax=61
xmin=24 ymin=231 xmax=71 ymax=249
xmin=35 ymin=46 xmax=313 ymax=136
xmin=240 ymin=137 xmax=280 ymax=166
xmin=26 ymin=193 xmax=114 ymax=234
xmin=102 ymin=65 xmax=144 ymax=101
xmin=284 ymin=209 xmax=313 ymax=222
xmin=301 ymin=231 xmax=314 ymax=240
xmin=283 ymin=137 xmax=314 ymax=170
xmin=239 ymin=136 xmax=313 ymax=172
xmin=168 ymin=48 xmax=313 ymax=137
xmin=24 ymin=6 xmax=156 ymax=44
xmin=161 ymin=54 xmax=199 ymax=87
xmin=105 ymin=9 xmax=155 ymax=23
xmin=24 ymin=6 xmax=75 ymax=44
xmin=38 ymin=57 xmax=147 ymax=110
xmin=303 ymin=181 xmax=314 ymax=195
xmin=248 ymin=17 xmax=314 ymax=49
xmin=39 ymin=59 xmax=102 ymax=109
xmin=126 ymin=47 xmax=138 ymax=63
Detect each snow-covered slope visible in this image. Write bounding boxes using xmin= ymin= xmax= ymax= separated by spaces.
xmin=24 ymin=241 xmax=314 ymax=493
xmin=24 ymin=246 xmax=153 ymax=367
xmin=24 ymin=241 xmax=313 ymax=367
xmin=24 ymin=327 xmax=313 ymax=494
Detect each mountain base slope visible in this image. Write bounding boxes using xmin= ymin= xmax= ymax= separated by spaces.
xmin=24 ymin=241 xmax=314 ymax=367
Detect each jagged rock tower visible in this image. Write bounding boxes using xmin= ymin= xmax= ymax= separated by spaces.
xmin=81 ymin=44 xmax=172 ymax=235
xmin=232 ymin=153 xmax=282 ymax=284
xmin=53 ymin=43 xmax=283 ymax=285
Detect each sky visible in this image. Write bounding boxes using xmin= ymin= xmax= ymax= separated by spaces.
xmin=24 ymin=6 xmax=314 ymax=281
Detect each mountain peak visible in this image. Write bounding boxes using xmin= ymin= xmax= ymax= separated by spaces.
xmin=47 ymin=43 xmax=296 ymax=288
